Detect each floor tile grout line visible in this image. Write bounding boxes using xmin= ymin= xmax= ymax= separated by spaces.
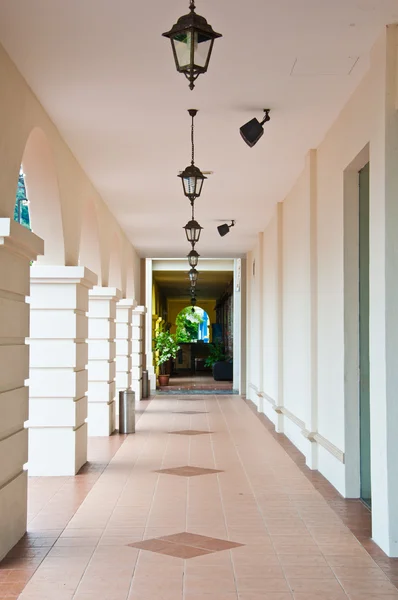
xmin=71 ymin=412 xmax=156 ymax=600
xmin=126 ymin=399 xmax=175 ymax=600
xmin=218 ymin=398 xmax=357 ymax=598
xmin=15 ymin=403 xmax=154 ymax=596
xmin=209 ymin=396 xmax=240 ymax=597
xmin=182 ymin=414 xmax=193 ymax=600
xmin=216 ymin=396 xmax=305 ymax=599
xmin=245 ymin=398 xmax=398 ymax=587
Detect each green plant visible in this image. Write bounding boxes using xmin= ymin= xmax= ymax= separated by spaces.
xmin=175 ymin=307 xmax=203 ymax=343
xmin=154 ymin=332 xmax=180 ymax=374
xmin=204 ymin=342 xmax=226 ymax=368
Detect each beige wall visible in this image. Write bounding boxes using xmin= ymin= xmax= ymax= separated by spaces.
xmin=0 ymin=42 xmax=140 ymax=298
xmin=246 ymin=26 xmax=398 ymax=557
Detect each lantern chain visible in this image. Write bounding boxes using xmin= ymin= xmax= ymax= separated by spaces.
xmin=191 ymin=112 xmax=195 ymax=165
xmin=189 ymin=0 xmax=196 ymax=12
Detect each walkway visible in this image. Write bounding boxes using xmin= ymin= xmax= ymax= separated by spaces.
xmin=1 ymin=395 xmax=398 ymax=599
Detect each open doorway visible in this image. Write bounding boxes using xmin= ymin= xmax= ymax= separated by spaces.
xmin=358 ymin=162 xmax=371 ymax=508
xmin=151 ymin=265 xmax=235 ymax=393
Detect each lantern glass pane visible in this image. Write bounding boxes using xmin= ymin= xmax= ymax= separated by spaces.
xmin=172 ymin=32 xmax=192 ymax=69
xmin=183 ymin=176 xmax=198 ymax=197
xmin=196 ymin=177 xmax=204 ymax=196
xmin=193 ymin=32 xmax=212 ymax=68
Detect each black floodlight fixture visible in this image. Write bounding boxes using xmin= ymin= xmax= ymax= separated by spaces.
xmin=178 ymin=109 xmax=207 ymax=202
xmin=217 ymin=220 xmax=235 ymax=237
xmin=240 ymin=109 xmax=271 ymax=148
xmin=189 ymin=268 xmax=198 ymax=284
xmin=187 ymin=247 xmax=200 ymax=268
xmin=162 ymin=0 xmax=222 ymax=90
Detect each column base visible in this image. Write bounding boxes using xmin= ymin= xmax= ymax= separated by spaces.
xmin=88 ymin=402 xmax=115 ymax=436
xmin=28 ymin=423 xmax=87 ymax=476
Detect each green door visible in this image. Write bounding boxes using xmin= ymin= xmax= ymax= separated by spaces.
xmin=359 ymin=162 xmax=371 ymax=508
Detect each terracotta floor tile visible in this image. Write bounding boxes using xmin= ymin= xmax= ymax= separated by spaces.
xmin=1 ymin=395 xmax=397 ymax=599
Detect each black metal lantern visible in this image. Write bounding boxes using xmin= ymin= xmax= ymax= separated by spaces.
xmin=178 ymin=110 xmax=206 ymax=202
xmin=187 ymin=248 xmax=200 ymax=268
xmin=162 ymin=0 xmax=222 ymax=91
xmin=189 ymin=268 xmax=198 ymax=284
xmin=184 ymin=218 xmax=203 ymax=244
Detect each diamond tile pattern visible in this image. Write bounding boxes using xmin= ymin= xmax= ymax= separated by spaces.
xmin=155 ymin=465 xmax=223 ymax=477
xmin=128 ymin=532 xmax=243 ymax=559
xmin=169 ymin=430 xmax=213 ymax=436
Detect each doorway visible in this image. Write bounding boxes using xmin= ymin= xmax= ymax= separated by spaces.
xmin=359 ymin=162 xmax=371 ymax=508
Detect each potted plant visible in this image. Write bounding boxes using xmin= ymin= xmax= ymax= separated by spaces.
xmin=204 ymin=342 xmax=225 ymax=369
xmin=154 ymin=331 xmax=180 ymax=386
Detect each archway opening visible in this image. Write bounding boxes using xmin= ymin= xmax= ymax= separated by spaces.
xmin=20 ymin=127 xmax=65 ymax=264
xmin=14 ymin=167 xmax=31 ymax=229
xmin=175 ymin=306 xmax=210 ymax=344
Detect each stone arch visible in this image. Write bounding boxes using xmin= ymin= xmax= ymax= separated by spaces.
xmin=21 ymin=127 xmax=65 ymax=264
xmin=79 ymin=197 xmax=102 ymax=281
xmin=108 ymin=233 xmax=122 ymax=291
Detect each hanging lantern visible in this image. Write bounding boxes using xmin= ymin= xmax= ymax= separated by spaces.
xmin=178 ymin=110 xmax=206 ymax=202
xmin=184 ymin=218 xmax=203 ymax=244
xmin=187 ymin=248 xmax=200 ymax=268
xmin=189 ymin=268 xmax=198 ymax=284
xmin=162 ymin=1 xmax=222 ymax=91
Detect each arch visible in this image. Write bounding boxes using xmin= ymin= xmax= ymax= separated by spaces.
xmin=108 ymin=233 xmax=122 ymax=292
xmin=175 ymin=306 xmax=210 ymax=344
xmin=126 ymin=264 xmax=136 ymax=301
xmin=21 ymin=127 xmax=65 ymax=264
xmin=79 ymin=197 xmax=102 ymax=281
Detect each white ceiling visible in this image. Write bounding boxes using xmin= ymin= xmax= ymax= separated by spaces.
xmin=0 ymin=0 xmax=397 ymax=258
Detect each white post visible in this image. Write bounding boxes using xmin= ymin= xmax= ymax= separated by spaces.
xmin=88 ymin=286 xmax=121 ymax=436
xmin=145 ymin=259 xmax=156 ymax=388
xmin=0 ymin=219 xmax=43 ymax=561
xmin=28 ymin=266 xmax=97 ymax=476
xmin=132 ymin=306 xmax=146 ymax=401
xmin=115 ymin=299 xmax=136 ymax=417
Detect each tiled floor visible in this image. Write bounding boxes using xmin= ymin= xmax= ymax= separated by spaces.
xmin=1 ymin=395 xmax=398 ymax=599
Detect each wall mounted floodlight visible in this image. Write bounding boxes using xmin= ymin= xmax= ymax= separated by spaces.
xmin=240 ymin=109 xmax=271 ymax=148
xmin=217 ymin=220 xmax=235 ymax=237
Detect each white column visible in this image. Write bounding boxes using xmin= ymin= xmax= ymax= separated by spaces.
xmin=115 ymin=299 xmax=135 ymax=416
xmin=88 ymin=286 xmax=121 ymax=436
xmin=28 ymin=266 xmax=97 ymax=476
xmin=0 ymin=219 xmax=43 ymax=561
xmin=132 ymin=306 xmax=146 ymax=401
xmin=145 ymin=259 xmax=156 ymax=389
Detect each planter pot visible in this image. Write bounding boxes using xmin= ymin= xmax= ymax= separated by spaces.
xmin=158 ymin=374 xmax=170 ymax=386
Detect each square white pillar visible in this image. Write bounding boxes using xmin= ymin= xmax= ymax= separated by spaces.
xmin=0 ymin=219 xmax=43 ymax=561
xmin=115 ymin=299 xmax=136 ymax=416
xmin=88 ymin=286 xmax=121 ymax=436
xmin=132 ymin=306 xmax=146 ymax=401
xmin=28 ymin=266 xmax=97 ymax=476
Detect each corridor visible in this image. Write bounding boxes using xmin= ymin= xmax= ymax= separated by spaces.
xmin=2 ymin=396 xmax=397 ymax=600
